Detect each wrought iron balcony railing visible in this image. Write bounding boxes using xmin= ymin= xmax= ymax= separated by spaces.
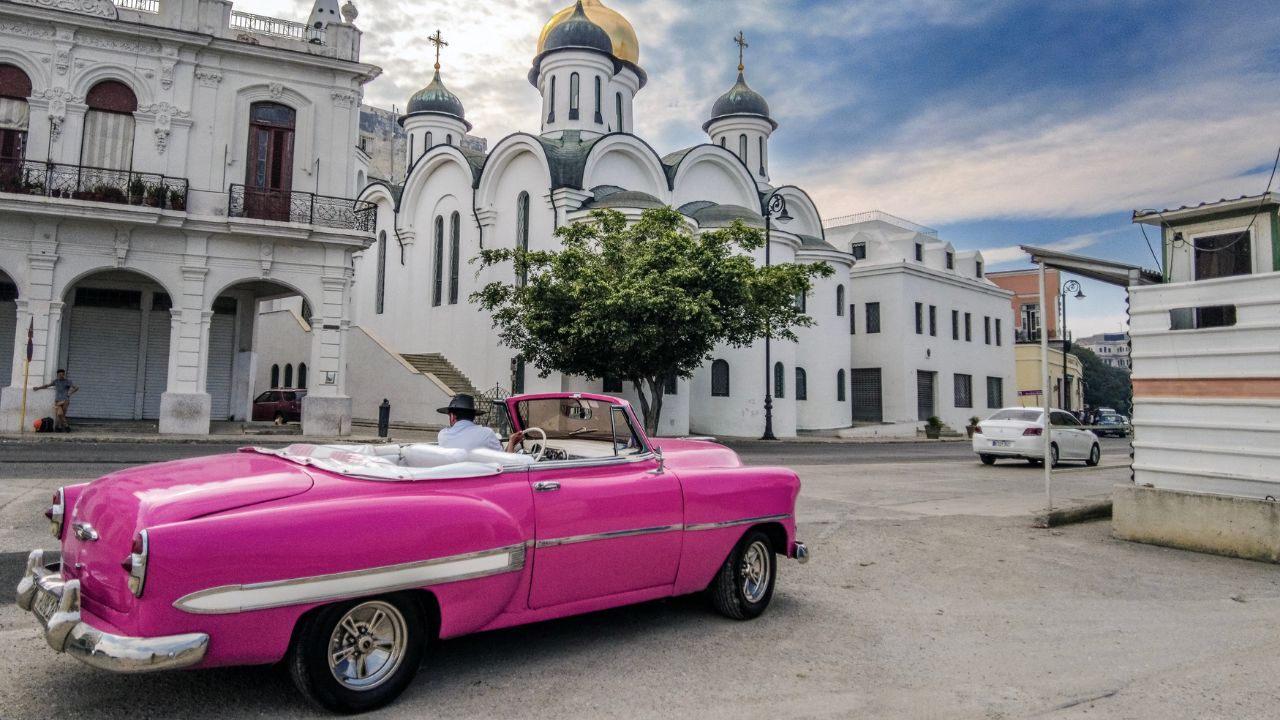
xmin=112 ymin=0 xmax=160 ymax=13
xmin=0 ymin=159 xmax=188 ymax=210
xmin=228 ymin=185 xmax=376 ymax=233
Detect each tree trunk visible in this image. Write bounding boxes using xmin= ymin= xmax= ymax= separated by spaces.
xmin=632 ymin=377 xmax=663 ymax=437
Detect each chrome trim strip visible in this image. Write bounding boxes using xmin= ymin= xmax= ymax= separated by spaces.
xmin=534 ymin=524 xmax=683 ymax=549
xmin=683 ymin=513 xmax=791 ymax=533
xmin=173 ymin=544 xmax=526 ymax=615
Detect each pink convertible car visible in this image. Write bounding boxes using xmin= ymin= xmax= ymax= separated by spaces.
xmin=18 ymin=392 xmax=808 ymax=713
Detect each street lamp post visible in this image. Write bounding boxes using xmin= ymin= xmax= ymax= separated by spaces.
xmin=1059 ymin=279 xmax=1084 ymax=410
xmin=760 ymin=192 xmax=791 ymax=440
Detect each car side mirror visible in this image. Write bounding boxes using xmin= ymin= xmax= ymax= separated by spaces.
xmin=648 ymin=446 xmax=665 ymax=475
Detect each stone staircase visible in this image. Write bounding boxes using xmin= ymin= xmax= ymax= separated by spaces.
xmin=400 ymin=353 xmax=480 ymax=397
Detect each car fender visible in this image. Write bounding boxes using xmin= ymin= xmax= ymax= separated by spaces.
xmin=140 ymin=492 xmax=531 ymax=667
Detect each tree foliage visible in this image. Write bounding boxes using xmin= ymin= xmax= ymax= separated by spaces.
xmin=471 ymin=207 xmax=833 ymax=435
xmin=1069 ymin=345 xmax=1133 ymax=413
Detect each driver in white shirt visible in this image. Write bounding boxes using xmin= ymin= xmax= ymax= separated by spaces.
xmin=436 ymin=394 xmax=523 ymax=453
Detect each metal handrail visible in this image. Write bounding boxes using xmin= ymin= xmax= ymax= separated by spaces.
xmin=227 ymin=184 xmax=376 ymax=233
xmin=112 ymin=0 xmax=160 ymax=13
xmin=0 ymin=159 xmax=188 ymax=210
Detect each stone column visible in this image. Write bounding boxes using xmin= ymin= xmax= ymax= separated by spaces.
xmin=0 ymin=239 xmax=59 ymax=431
xmin=159 ymin=264 xmax=211 ymax=434
xmin=301 ymin=274 xmax=352 ymax=436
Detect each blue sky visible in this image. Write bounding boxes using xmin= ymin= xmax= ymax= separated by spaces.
xmin=254 ymin=0 xmax=1280 ymax=334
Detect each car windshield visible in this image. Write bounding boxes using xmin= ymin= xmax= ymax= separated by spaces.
xmin=989 ymin=409 xmax=1042 ymax=423
xmin=1099 ymin=416 xmax=1122 ymax=424
xmin=512 ymin=394 xmax=645 ymax=445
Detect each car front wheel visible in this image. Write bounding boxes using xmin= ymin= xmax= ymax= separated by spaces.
xmin=710 ymin=529 xmax=776 ymax=620
xmin=1049 ymin=443 xmax=1060 ymax=467
xmin=1086 ymin=443 xmax=1101 ymax=467
xmin=288 ymin=593 xmax=426 ymax=714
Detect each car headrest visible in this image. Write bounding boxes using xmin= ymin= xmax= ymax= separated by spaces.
xmin=400 ymin=444 xmax=469 ymax=468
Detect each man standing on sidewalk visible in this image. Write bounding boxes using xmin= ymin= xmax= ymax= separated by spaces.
xmin=33 ymin=369 xmax=77 ymax=432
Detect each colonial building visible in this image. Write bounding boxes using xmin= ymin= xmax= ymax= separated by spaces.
xmin=1075 ymin=332 xmax=1130 ymax=371
xmin=343 ymin=0 xmax=853 ymax=438
xmin=823 ymin=211 xmax=1014 ymax=433
xmin=988 ymin=267 xmax=1086 ymax=412
xmin=0 ymin=0 xmax=379 ymax=434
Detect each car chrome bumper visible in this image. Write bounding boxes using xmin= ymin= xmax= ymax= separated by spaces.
xmin=15 ymin=550 xmax=209 ymax=673
xmin=793 ymin=541 xmax=810 ymax=564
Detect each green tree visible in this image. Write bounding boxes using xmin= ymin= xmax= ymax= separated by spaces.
xmin=471 ymin=207 xmax=833 ymax=435
xmin=1069 ymin=345 xmax=1133 ymax=413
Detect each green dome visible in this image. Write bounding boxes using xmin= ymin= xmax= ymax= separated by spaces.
xmin=404 ymin=69 xmax=469 ymax=128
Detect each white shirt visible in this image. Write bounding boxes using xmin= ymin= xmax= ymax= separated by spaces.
xmin=437 ymin=419 xmax=502 ymax=452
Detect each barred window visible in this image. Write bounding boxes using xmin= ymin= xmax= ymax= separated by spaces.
xmin=836 ymin=285 xmax=845 ymax=316
xmin=986 ymin=376 xmax=1003 ymax=408
xmin=866 ymin=302 xmax=880 ymax=333
xmin=376 ymin=230 xmax=386 ymax=314
xmin=448 ymin=212 xmax=461 ymax=304
xmin=951 ymin=309 xmax=959 ymax=340
xmin=915 ymin=302 xmax=923 ymax=334
xmin=432 ymin=216 xmax=444 ymax=306
xmin=773 ymin=362 xmax=785 ymax=399
xmin=929 ymin=305 xmax=937 ymax=336
xmin=851 ymin=242 xmax=866 ymax=260
xmin=954 ymin=373 xmax=972 ymax=408
xmin=795 ymin=367 xmax=807 ymax=401
xmin=836 ymin=369 xmax=846 ymax=401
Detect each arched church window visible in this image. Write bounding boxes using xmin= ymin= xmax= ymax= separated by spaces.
xmin=408 ymin=134 xmax=414 ymax=167
xmin=711 ymin=359 xmax=730 ymax=397
xmin=719 ymin=137 xmax=725 ymax=148
xmin=773 ymin=361 xmax=785 ymax=399
xmin=432 ymin=215 xmax=444 ymax=306
xmin=569 ymin=72 xmax=580 ymax=120
xmin=446 ymin=133 xmax=452 ymax=146
xmin=547 ymin=76 xmax=556 ymax=123
xmin=615 ymin=92 xmax=623 ymax=132
xmin=795 ymin=367 xmax=807 ymax=401
xmin=594 ymin=76 xmax=603 ymax=124
xmin=298 ymin=363 xmax=308 ymax=389
xmin=758 ymin=136 xmax=766 ymax=176
xmin=836 ymin=285 xmax=845 ymax=316
xmin=83 ymin=80 xmax=138 ymax=172
xmin=270 ymin=364 xmax=280 ymax=388
xmin=837 ymin=369 xmax=846 ymax=401
xmin=738 ymin=134 xmax=747 ymax=163
xmin=448 ymin=211 xmax=460 ymax=304
xmin=376 ymin=230 xmax=387 ymax=314
xmin=0 ymin=64 xmax=32 ymax=170
xmin=284 ymin=363 xmax=293 ymax=388
xmin=425 ymin=131 xmax=432 ymax=148
xmin=516 ymin=191 xmax=530 ymax=287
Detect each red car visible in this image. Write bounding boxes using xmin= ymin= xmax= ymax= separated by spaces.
xmin=251 ymin=389 xmax=306 ymax=423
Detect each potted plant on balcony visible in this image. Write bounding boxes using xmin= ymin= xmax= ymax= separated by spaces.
xmin=966 ymin=415 xmax=981 ymax=438
xmin=128 ymin=176 xmax=147 ymax=205
xmin=167 ymin=188 xmax=186 ymax=211
xmin=144 ymin=184 xmax=164 ymax=207
xmin=925 ymin=415 xmax=943 ymax=439
xmin=95 ymin=183 xmax=126 ymax=204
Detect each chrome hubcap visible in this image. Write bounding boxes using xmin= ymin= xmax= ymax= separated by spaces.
xmin=740 ymin=540 xmax=771 ymax=603
xmin=327 ymin=600 xmax=407 ymax=691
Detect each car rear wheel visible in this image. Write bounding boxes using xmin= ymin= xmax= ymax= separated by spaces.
xmin=979 ymin=454 xmax=996 ymax=465
xmin=710 ymin=529 xmax=776 ymax=620
xmin=288 ymin=593 xmax=426 ymax=714
xmin=1049 ymin=443 xmax=1060 ymax=467
xmin=1086 ymin=443 xmax=1101 ymax=467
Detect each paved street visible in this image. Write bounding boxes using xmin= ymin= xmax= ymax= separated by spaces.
xmin=2 ymin=437 xmax=1276 ymax=719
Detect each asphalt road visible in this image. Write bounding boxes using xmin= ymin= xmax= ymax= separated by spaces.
xmin=3 ymin=436 xmax=1274 ymax=719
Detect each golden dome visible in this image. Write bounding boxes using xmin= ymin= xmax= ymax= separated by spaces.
xmin=538 ymin=0 xmax=640 ymax=65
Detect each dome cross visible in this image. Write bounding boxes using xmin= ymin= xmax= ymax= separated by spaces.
xmin=734 ymin=30 xmax=748 ymax=72
xmin=428 ymin=29 xmax=448 ymax=70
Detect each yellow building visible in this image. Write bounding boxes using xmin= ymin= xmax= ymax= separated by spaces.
xmin=1013 ymin=345 xmax=1084 ymax=412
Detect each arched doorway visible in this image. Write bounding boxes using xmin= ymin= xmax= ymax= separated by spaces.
xmin=60 ymin=269 xmax=172 ymax=420
xmin=215 ymin=279 xmax=312 ymax=423
xmin=0 ymin=268 xmax=16 ymax=388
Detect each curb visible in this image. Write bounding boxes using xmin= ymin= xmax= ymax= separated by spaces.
xmin=1033 ymin=501 xmax=1113 ymax=528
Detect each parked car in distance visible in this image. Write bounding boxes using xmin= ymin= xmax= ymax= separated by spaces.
xmin=972 ymin=407 xmax=1101 ymax=467
xmin=17 ymin=392 xmax=807 ymax=714
xmin=251 ymin=388 xmax=306 ymax=423
xmin=1092 ymin=414 xmax=1130 ymax=438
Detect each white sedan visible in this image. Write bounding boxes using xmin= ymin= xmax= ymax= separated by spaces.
xmin=972 ymin=407 xmax=1101 ymax=467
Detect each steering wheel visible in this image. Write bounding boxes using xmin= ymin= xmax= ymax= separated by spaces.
xmin=520 ymin=426 xmax=547 ymax=462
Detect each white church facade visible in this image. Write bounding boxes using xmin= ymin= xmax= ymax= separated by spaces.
xmin=0 ymin=0 xmax=379 ymax=434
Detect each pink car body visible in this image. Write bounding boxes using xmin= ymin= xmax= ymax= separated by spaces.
xmin=18 ymin=392 xmax=806 ymax=710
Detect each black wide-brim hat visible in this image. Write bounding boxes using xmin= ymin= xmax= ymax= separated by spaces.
xmin=438 ymin=393 xmax=480 ymax=415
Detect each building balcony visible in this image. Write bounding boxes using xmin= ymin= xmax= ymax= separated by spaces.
xmin=0 ymin=159 xmax=188 ymax=211
xmin=228 ymin=184 xmax=376 ymax=234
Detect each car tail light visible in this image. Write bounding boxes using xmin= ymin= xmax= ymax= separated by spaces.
xmin=121 ymin=530 xmax=149 ymax=597
xmin=1022 ymin=427 xmax=1042 ymax=436
xmin=973 ymin=425 xmax=982 ymax=435
xmin=45 ymin=488 xmax=65 ymax=539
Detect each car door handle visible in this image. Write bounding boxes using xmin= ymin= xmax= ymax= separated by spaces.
xmin=533 ymin=481 xmax=561 ymax=492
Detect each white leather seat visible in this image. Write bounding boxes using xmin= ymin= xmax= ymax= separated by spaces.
xmin=466 ymin=448 xmax=536 ymax=467
xmin=399 ymin=444 xmax=468 ymax=468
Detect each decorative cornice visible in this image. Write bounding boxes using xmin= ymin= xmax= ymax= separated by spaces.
xmin=330 ymin=90 xmax=358 ymax=108
xmin=0 ymin=20 xmax=56 ymax=38
xmin=74 ymin=30 xmax=160 ymax=54
xmin=12 ymin=0 xmax=117 ymax=19
xmin=195 ymin=68 xmax=223 ymax=88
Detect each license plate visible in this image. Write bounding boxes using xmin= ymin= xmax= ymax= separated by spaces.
xmin=992 ymin=440 xmax=1012 ymax=447
xmin=31 ymin=585 xmax=60 ymax=627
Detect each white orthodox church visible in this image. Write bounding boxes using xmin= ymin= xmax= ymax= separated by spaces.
xmin=339 ymin=0 xmax=853 ymax=438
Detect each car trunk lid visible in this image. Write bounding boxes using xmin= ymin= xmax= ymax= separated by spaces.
xmin=62 ymin=453 xmax=313 ymax=613
xmin=980 ymin=419 xmax=1041 ymax=440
